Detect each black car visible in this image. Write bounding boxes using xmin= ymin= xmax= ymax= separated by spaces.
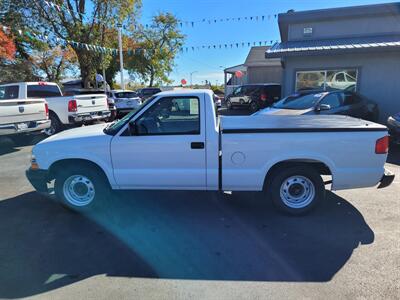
xmin=387 ymin=112 xmax=400 ymax=144
xmin=256 ymin=90 xmax=379 ymax=121
xmin=226 ymin=84 xmax=281 ymax=112
xmin=136 ymin=87 xmax=162 ymax=101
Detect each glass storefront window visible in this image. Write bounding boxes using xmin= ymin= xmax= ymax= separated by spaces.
xmin=295 ymin=69 xmax=358 ymax=92
xmin=296 ymin=71 xmax=325 ymax=91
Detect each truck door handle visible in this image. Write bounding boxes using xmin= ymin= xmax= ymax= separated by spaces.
xmin=191 ymin=142 xmax=204 ymax=149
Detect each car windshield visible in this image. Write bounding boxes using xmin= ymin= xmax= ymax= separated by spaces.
xmin=273 ymin=93 xmax=325 ymax=109
xmin=115 ymin=92 xmax=138 ymax=98
xmin=103 ymin=96 xmax=156 ymax=135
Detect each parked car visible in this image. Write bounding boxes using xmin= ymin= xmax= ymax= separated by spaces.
xmin=4 ymin=83 xmax=111 ymax=136
xmin=387 ymin=112 xmax=400 ymax=144
xmin=0 ymin=84 xmax=50 ymax=138
xmin=213 ymin=94 xmax=222 ymax=108
xmin=107 ymin=90 xmax=142 ymax=116
xmin=65 ymin=88 xmax=117 ymax=121
xmin=255 ymin=90 xmax=378 ymax=121
xmin=136 ymin=87 xmax=162 ymax=101
xmin=26 ymin=89 xmax=394 ymax=216
xmin=326 ymin=71 xmax=357 ymax=90
xmin=226 ymin=84 xmax=281 ymax=112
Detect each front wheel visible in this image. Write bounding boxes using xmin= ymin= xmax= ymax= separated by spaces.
xmin=249 ymin=101 xmax=259 ymax=112
xmin=267 ymin=165 xmax=325 ymax=215
xmin=54 ymin=166 xmax=110 ymax=212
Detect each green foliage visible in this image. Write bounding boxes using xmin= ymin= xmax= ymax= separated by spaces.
xmin=126 ymin=13 xmax=185 ymax=87
xmin=1 ymin=0 xmax=141 ymax=87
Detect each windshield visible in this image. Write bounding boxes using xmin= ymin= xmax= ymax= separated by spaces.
xmin=115 ymin=92 xmax=138 ymax=98
xmin=104 ymin=96 xmax=157 ymax=135
xmin=273 ymin=93 xmax=325 ymax=109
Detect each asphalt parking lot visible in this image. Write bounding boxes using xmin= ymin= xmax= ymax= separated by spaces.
xmin=0 ymin=132 xmax=399 ymax=300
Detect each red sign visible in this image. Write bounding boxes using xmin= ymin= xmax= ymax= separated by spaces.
xmin=235 ymin=71 xmax=244 ymax=78
xmin=181 ymin=79 xmax=187 ymax=85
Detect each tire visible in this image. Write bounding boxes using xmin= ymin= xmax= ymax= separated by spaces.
xmin=267 ymin=165 xmax=325 ymax=215
xmin=226 ymin=99 xmax=233 ymax=110
xmin=44 ymin=113 xmax=62 ymax=136
xmin=249 ymin=101 xmax=259 ymax=113
xmin=54 ymin=165 xmax=110 ymax=212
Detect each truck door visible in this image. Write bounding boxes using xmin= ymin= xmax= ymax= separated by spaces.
xmin=110 ymin=95 xmax=206 ymax=189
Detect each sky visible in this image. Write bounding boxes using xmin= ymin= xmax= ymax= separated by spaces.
xmin=122 ymin=0 xmax=395 ymax=86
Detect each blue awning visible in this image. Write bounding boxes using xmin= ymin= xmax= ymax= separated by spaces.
xmin=266 ymin=35 xmax=400 ymax=58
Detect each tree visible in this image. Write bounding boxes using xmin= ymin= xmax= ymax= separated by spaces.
xmin=0 ymin=29 xmax=16 ymax=60
xmin=126 ymin=13 xmax=185 ymax=87
xmin=30 ymin=0 xmax=141 ymax=87
xmin=30 ymin=45 xmax=78 ymax=82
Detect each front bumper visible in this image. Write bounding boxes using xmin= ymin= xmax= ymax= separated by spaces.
xmin=26 ymin=168 xmax=49 ymax=193
xmin=377 ymin=169 xmax=395 ymax=189
xmin=0 ymin=119 xmax=51 ymax=136
xmin=69 ymin=110 xmax=111 ymax=123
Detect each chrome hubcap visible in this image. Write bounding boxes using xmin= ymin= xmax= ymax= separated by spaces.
xmin=63 ymin=175 xmax=95 ymax=206
xmin=280 ymin=176 xmax=315 ymax=209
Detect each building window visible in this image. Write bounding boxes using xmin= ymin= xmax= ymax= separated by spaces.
xmin=295 ymin=69 xmax=358 ymax=92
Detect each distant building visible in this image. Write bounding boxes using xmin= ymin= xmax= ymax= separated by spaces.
xmin=224 ymin=46 xmax=283 ymax=97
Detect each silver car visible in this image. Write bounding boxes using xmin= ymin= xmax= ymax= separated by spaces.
xmin=108 ymin=90 xmax=142 ymax=115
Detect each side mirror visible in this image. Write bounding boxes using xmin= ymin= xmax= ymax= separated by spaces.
xmin=315 ymin=104 xmax=331 ymax=112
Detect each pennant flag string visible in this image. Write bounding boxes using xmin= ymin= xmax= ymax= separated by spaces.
xmin=0 ymin=24 xmax=147 ymax=56
xmin=41 ymin=0 xmax=279 ymax=29
xmin=1 ymin=24 xmax=279 ymax=56
xmin=180 ymin=40 xmax=279 ymax=52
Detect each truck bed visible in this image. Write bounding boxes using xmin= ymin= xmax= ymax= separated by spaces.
xmin=221 ymin=115 xmax=387 ymax=133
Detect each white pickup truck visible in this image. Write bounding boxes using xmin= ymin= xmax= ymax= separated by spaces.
xmin=0 ymin=84 xmax=50 ymax=137
xmin=26 ymin=89 xmax=394 ymax=215
xmin=1 ymin=82 xmax=110 ymax=136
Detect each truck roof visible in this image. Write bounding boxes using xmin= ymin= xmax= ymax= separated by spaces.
xmin=0 ymin=82 xmax=58 ymax=87
xmin=156 ymin=89 xmax=214 ymax=98
xmin=221 ymin=115 xmax=387 ymax=133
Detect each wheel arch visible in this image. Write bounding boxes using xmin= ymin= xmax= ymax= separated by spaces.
xmin=263 ymin=159 xmax=333 ymax=190
xmin=48 ymin=158 xmax=112 ymax=187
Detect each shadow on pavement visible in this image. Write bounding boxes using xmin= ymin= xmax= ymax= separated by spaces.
xmin=0 ymin=135 xmax=47 ymax=156
xmin=0 ymin=190 xmax=374 ymax=298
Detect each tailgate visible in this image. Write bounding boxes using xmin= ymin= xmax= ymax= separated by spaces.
xmin=0 ymin=99 xmax=47 ymax=125
xmin=74 ymin=94 xmax=109 ymax=114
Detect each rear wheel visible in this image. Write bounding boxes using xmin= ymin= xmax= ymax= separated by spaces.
xmin=226 ymin=99 xmax=233 ymax=110
xmin=44 ymin=113 xmax=62 ymax=136
xmin=54 ymin=166 xmax=110 ymax=212
xmin=267 ymin=165 xmax=325 ymax=215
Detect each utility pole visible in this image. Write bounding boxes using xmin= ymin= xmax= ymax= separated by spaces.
xmin=190 ymin=71 xmax=197 ymax=87
xmin=117 ymin=23 xmax=125 ymax=90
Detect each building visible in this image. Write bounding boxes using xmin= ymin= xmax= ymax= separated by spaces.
xmin=224 ymin=46 xmax=282 ymax=96
xmin=266 ymin=2 xmax=400 ymax=122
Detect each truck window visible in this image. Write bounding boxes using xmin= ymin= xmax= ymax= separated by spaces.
xmin=135 ymin=97 xmax=200 ymax=135
xmin=0 ymin=85 xmax=19 ymax=100
xmin=27 ymin=84 xmax=62 ymax=98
